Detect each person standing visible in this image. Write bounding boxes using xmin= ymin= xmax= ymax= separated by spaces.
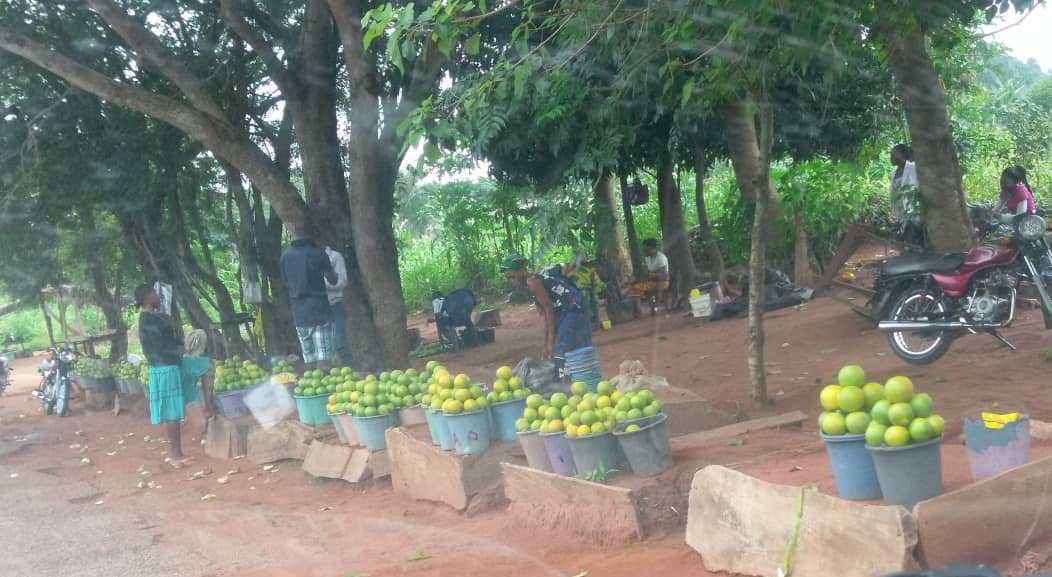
xmin=888 ymin=143 xmax=922 ymax=246
xmin=566 ymin=254 xmax=605 ymax=327
xmin=280 ymin=225 xmax=337 ymax=370
xmin=136 ymin=283 xmax=210 ymax=464
xmin=642 ymin=238 xmax=670 ymax=312
xmin=325 ymin=246 xmax=350 ymax=365
xmin=501 ymin=254 xmax=592 ymax=362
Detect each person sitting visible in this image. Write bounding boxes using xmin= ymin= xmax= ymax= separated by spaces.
xmin=501 ymin=254 xmax=592 ymax=363
xmin=431 ymin=289 xmax=478 ymax=350
xmin=642 ymin=238 xmax=670 ymax=313
xmin=998 ymin=165 xmax=1039 ymax=223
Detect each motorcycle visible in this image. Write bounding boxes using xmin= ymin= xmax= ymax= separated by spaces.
xmin=871 ymin=212 xmax=1052 ymax=364
xmin=0 ymin=355 xmax=10 ymax=395
xmin=31 ymin=347 xmax=75 ymax=416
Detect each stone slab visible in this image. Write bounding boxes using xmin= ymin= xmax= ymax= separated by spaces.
xmin=205 ymin=415 xmax=257 ymax=460
xmin=686 ymin=465 xmax=917 ymax=577
xmin=670 ymin=410 xmax=807 ymax=452
xmin=247 ymin=420 xmax=313 ymax=464
xmin=340 ymin=449 xmax=390 ymax=483
xmin=386 ymin=427 xmax=515 ymax=511
xmin=302 ymin=440 xmax=354 ymax=479
xmin=501 ymin=463 xmax=643 ymax=544
xmin=914 ymin=456 xmax=1052 ymax=568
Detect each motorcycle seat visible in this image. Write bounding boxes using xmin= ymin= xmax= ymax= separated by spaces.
xmin=882 ymin=253 xmax=965 ymax=276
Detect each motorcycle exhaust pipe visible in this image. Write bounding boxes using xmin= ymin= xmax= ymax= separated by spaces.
xmin=878 ymin=321 xmax=969 ymax=331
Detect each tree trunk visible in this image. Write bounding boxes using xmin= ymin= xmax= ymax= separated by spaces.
xmin=656 ymin=159 xmax=699 ymax=306
xmin=793 ymin=210 xmax=814 ymax=287
xmin=39 ymin=294 xmax=55 ymax=347
xmin=618 ymin=171 xmax=644 ymax=279
xmin=725 ymin=99 xmax=775 ymax=405
xmin=693 ymin=141 xmax=725 ymax=286
xmin=82 ymin=210 xmax=128 ymax=361
xmin=882 ymin=21 xmax=973 ymax=252
xmin=592 ymin=172 xmax=632 ymax=283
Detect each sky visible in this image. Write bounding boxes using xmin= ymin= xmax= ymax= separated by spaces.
xmin=982 ymin=3 xmax=1052 ymax=72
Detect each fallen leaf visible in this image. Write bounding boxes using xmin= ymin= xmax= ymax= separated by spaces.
xmin=117 ymin=439 xmax=125 ymax=445
xmin=106 ymin=451 xmax=117 ymax=456
xmin=727 ymin=438 xmax=746 ymax=447
xmin=9 ymin=473 xmax=18 ymax=479
xmin=227 ymin=467 xmax=240 ymax=476
xmin=249 ymin=486 xmax=256 ymax=490
xmin=407 ymin=551 xmax=430 ymax=562
xmin=96 ymin=470 xmax=103 ymax=475
xmin=233 ymin=455 xmax=244 ymax=460
xmin=69 ymin=444 xmax=82 ymax=449
xmin=126 ymin=432 xmax=134 ymax=437
xmin=94 ymin=500 xmax=104 ymax=506
xmin=217 ymin=476 xmax=230 ymax=485
xmin=318 ymin=506 xmax=332 ymax=512
xmin=781 ymin=342 xmax=790 ymax=348
xmin=143 ymin=435 xmax=152 ymax=443
xmin=75 ymin=430 xmax=84 ymax=436
xmin=18 ymin=414 xmax=25 ymax=419
xmin=137 ymin=480 xmax=146 ymax=489
xmin=201 ymin=493 xmax=217 ymax=501
xmin=81 ymin=457 xmax=92 ymax=465
xmin=571 ymin=572 xmax=589 ymax=577
xmin=789 ymin=466 xmax=802 ymax=472
xmin=262 ymin=464 xmax=275 ymax=472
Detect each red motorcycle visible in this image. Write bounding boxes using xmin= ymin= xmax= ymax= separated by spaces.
xmin=872 ymin=213 xmax=1052 ymax=364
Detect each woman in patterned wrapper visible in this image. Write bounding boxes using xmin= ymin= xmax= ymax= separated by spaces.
xmin=500 ymin=254 xmax=593 ymax=365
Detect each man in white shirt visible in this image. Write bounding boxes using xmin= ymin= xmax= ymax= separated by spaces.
xmin=325 ymin=246 xmax=349 ymax=365
xmin=642 ymin=238 xmax=670 ymax=313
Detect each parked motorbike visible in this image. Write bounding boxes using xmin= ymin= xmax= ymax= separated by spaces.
xmin=0 ymin=355 xmax=10 ymax=395
xmin=871 ymin=212 xmax=1052 ymax=364
xmin=31 ymin=347 xmax=74 ymax=416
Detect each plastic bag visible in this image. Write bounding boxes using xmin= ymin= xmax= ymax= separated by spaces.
xmin=513 ymin=357 xmax=567 ymax=396
xmin=243 ymin=377 xmax=295 ymax=429
xmin=608 ymin=360 xmax=669 ymax=393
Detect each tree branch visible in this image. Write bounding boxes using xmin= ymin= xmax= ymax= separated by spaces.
xmin=83 ymin=0 xmax=226 ymax=121
xmin=219 ymin=0 xmax=296 ymax=99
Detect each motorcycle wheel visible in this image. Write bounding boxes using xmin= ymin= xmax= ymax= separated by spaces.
xmin=886 ymin=288 xmax=955 ymax=365
xmin=54 ymin=377 xmax=69 ymax=417
xmin=42 ymin=380 xmax=55 ymax=415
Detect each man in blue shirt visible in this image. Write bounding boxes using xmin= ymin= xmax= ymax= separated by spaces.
xmin=280 ymin=224 xmax=337 ymax=369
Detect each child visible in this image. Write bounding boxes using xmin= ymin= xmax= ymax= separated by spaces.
xmin=999 ymin=165 xmax=1039 ymax=223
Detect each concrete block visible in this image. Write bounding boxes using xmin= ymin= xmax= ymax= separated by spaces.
xmin=247 ymin=420 xmax=313 ymax=464
xmin=302 ymin=440 xmax=354 ymax=479
xmin=501 ymin=463 xmax=643 ymax=544
xmin=343 ymin=449 xmax=373 ymax=483
xmin=385 ymin=427 xmax=514 ymax=511
xmin=205 ymin=415 xmax=257 ymax=460
xmin=367 ymin=450 xmax=391 ymax=479
xmin=670 ymin=411 xmax=807 ymax=452
xmin=914 ymin=456 xmax=1052 ymax=568
xmin=663 ymin=398 xmax=738 ymax=437
xmin=686 ymin=466 xmax=917 ymax=577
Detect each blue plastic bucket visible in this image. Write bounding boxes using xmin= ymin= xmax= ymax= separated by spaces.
xmin=294 ymin=394 xmax=331 ymax=426
xmin=445 ymin=410 xmax=493 ymax=455
xmin=352 ymin=414 xmax=393 ymax=451
xmin=434 ymin=410 xmax=454 ymax=451
xmin=491 ymin=399 xmax=527 ymax=443
xmin=821 ymin=433 xmax=882 ymax=500
xmin=330 ymin=412 xmax=349 ymax=444
xmin=216 ymin=390 xmax=249 ymax=418
xmin=868 ymin=437 xmax=943 ymax=508
xmin=568 ymin=431 xmax=621 ymax=476
xmin=541 ymin=431 xmax=577 ymax=476
xmin=517 ymin=429 xmax=553 ymax=472
xmin=424 ymin=407 xmax=442 ymax=446
xmin=964 ymin=416 xmax=1030 ymax=481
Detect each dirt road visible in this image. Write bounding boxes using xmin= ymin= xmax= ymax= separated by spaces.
xmin=3 ymin=295 xmax=1051 ymax=576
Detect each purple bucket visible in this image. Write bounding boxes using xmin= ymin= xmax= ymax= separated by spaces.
xmin=540 ymin=431 xmax=577 ymax=476
xmin=964 ymin=416 xmax=1030 ymax=481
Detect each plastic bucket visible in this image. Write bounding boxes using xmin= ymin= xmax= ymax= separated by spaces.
xmin=614 ymin=414 xmax=671 ymax=477
xmin=424 ymin=407 xmax=442 ymax=445
xmin=216 ymin=390 xmax=249 ymax=418
xmin=333 ymin=412 xmax=357 ymax=446
xmin=491 ymin=399 xmax=527 ymax=443
xmin=540 ymin=431 xmax=577 ymax=476
xmin=294 ymin=394 xmax=331 ymax=426
xmin=117 ymin=378 xmax=142 ymax=396
xmin=445 ymin=410 xmax=493 ymax=456
xmin=821 ymin=433 xmax=882 ymax=500
xmin=352 ymin=414 xmax=393 ymax=451
xmin=399 ymin=405 xmax=427 ymax=427
xmin=568 ymin=432 xmax=621 ymax=475
xmin=330 ymin=412 xmax=350 ymax=444
xmin=964 ymin=416 xmax=1031 ymax=480
xmin=517 ymin=429 xmax=553 ymax=472
xmin=868 ymin=437 xmax=943 ymax=508
xmin=434 ymin=410 xmax=454 ymax=451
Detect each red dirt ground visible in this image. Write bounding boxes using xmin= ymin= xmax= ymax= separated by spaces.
xmin=4 ymin=294 xmax=1052 ymax=576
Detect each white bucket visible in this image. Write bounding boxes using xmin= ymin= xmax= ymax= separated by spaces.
xmin=690 ymin=294 xmax=712 ymax=318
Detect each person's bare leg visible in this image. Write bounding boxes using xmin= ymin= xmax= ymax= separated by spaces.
xmin=166 ymin=421 xmax=183 ymax=460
